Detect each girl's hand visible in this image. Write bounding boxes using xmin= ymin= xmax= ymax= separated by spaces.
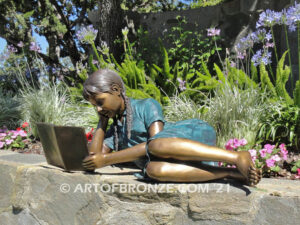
xmin=82 ymin=152 xmax=106 ymax=170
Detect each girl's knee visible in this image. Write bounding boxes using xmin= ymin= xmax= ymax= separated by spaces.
xmin=148 ymin=139 xmax=168 ymax=156
xmin=145 ymin=162 xmax=164 ymax=179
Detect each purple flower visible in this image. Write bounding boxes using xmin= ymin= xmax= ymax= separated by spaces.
xmin=7 ymin=45 xmax=17 ymax=53
xmin=256 ymin=9 xmax=283 ymax=28
xmin=236 ymin=51 xmax=246 ymax=59
xmin=285 ymin=2 xmax=300 ymax=31
xmin=76 ymin=25 xmax=98 ymax=44
xmin=230 ymin=61 xmax=236 ymax=68
xmin=239 ymin=138 xmax=248 ymax=146
xmin=17 ymin=41 xmax=24 ymax=48
xmin=177 ymin=78 xmax=186 ymax=91
xmin=207 ymin=28 xmax=221 ymax=37
xmin=30 ymin=42 xmax=41 ymax=52
xmin=251 ymin=50 xmax=272 ymax=66
xmin=0 ymin=141 xmax=4 ymax=149
xmin=251 ymin=50 xmax=262 ymax=66
xmin=266 ymin=158 xmax=275 ymax=168
xmin=92 ymin=60 xmax=98 ymax=65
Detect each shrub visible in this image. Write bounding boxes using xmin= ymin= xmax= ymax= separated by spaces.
xmin=164 ymin=84 xmax=272 ymax=148
xmin=0 ymin=88 xmax=21 ymax=129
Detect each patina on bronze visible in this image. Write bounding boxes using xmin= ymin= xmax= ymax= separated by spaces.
xmin=37 ymin=123 xmax=89 ymax=171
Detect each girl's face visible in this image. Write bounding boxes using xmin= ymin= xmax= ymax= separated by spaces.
xmin=89 ymin=85 xmax=125 ymax=118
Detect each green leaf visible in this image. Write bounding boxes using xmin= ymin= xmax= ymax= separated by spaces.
xmin=270 ymin=165 xmax=280 ymax=172
xmin=291 ymin=165 xmax=298 ymax=172
xmin=295 ymin=160 xmax=300 ymax=168
xmin=24 ymin=10 xmax=34 ymax=19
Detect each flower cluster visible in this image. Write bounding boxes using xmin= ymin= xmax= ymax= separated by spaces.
xmin=235 ymin=28 xmax=273 ymax=64
xmin=30 ymin=41 xmax=41 ymax=53
xmin=256 ymin=3 xmax=300 ymax=32
xmin=225 ymin=138 xmax=247 ymax=150
xmin=76 ymin=25 xmax=98 ymax=44
xmin=207 ymin=27 xmax=220 ymax=37
xmin=221 ymin=138 xmax=294 ymax=177
xmin=235 ymin=2 xmax=300 ymax=65
xmin=177 ymin=78 xmax=186 ymax=91
xmin=0 ymin=124 xmax=29 ymax=149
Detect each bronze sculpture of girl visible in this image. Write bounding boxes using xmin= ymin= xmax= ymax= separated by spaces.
xmin=82 ymin=69 xmax=261 ymax=186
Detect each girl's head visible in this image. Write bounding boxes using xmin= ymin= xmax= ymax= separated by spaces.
xmin=83 ymin=69 xmax=125 ymax=101
xmin=83 ymin=69 xmax=132 ymax=150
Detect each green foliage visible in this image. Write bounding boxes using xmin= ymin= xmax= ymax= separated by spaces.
xmin=0 ymin=88 xmax=21 ymax=129
xmin=190 ymin=0 xmax=226 ymax=8
xmin=294 ymin=80 xmax=300 ymax=107
xmin=18 ymin=71 xmax=97 ymax=138
xmin=163 ymin=16 xmax=217 ymax=72
xmin=0 ymin=0 xmax=98 ymax=81
xmin=164 ymin=83 xmax=271 ymax=148
xmin=257 ymin=102 xmax=300 ymax=150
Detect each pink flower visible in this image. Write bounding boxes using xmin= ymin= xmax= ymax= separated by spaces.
xmin=5 ymin=139 xmax=13 ymax=145
xmin=17 ymin=130 xmax=27 ymax=137
xmin=279 ymin=143 xmax=286 ymax=150
xmin=297 ymin=168 xmax=300 ymax=176
xmin=218 ymin=162 xmax=223 ymax=167
xmin=279 ymin=143 xmax=288 ymax=160
xmin=225 ymin=139 xmax=234 ymax=150
xmin=271 ymin=154 xmax=281 ymax=162
xmin=264 ymin=144 xmax=275 ymax=153
xmin=0 ymin=141 xmax=4 ymax=148
xmin=248 ymin=149 xmax=257 ymax=163
xmin=233 ymin=138 xmax=241 ymax=148
xmin=259 ymin=148 xmax=267 ymax=158
xmin=266 ymin=158 xmax=275 ymax=168
xmin=239 ymin=138 xmax=248 ymax=146
xmin=0 ymin=133 xmax=7 ymax=138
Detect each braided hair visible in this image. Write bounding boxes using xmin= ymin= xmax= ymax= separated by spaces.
xmin=83 ymin=69 xmax=132 ymax=151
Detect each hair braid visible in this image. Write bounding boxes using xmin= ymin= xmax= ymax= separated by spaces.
xmin=123 ymin=94 xmax=132 ymax=140
xmin=113 ymin=117 xmax=119 ymax=151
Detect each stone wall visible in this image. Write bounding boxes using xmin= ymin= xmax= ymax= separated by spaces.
xmin=1 ymin=152 xmax=300 ymax=225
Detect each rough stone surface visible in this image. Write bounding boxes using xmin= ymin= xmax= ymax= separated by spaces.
xmin=0 ymin=151 xmax=300 ymax=225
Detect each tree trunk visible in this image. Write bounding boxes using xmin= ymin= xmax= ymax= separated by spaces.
xmin=98 ymin=0 xmax=123 ymax=60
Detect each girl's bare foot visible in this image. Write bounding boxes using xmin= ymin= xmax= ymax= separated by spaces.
xmin=236 ymin=151 xmax=261 ymax=186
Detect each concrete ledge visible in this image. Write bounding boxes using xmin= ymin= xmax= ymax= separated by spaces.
xmin=0 ymin=151 xmax=299 ymax=225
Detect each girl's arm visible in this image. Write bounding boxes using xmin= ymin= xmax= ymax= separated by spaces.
xmin=82 ymin=121 xmax=164 ymax=169
xmin=89 ymin=115 xmax=110 ymax=154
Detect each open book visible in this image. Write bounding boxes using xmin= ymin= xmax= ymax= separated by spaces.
xmin=37 ymin=123 xmax=89 ymax=171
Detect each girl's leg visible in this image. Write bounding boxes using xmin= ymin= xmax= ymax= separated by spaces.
xmin=148 ymin=138 xmax=259 ymax=185
xmin=145 ymin=161 xmax=261 ymax=184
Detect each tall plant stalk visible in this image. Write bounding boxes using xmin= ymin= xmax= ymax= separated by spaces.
xmin=284 ymin=24 xmax=294 ymax=90
xmin=298 ymin=22 xmax=300 ymax=83
xmin=271 ymin=26 xmax=279 ymax=64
